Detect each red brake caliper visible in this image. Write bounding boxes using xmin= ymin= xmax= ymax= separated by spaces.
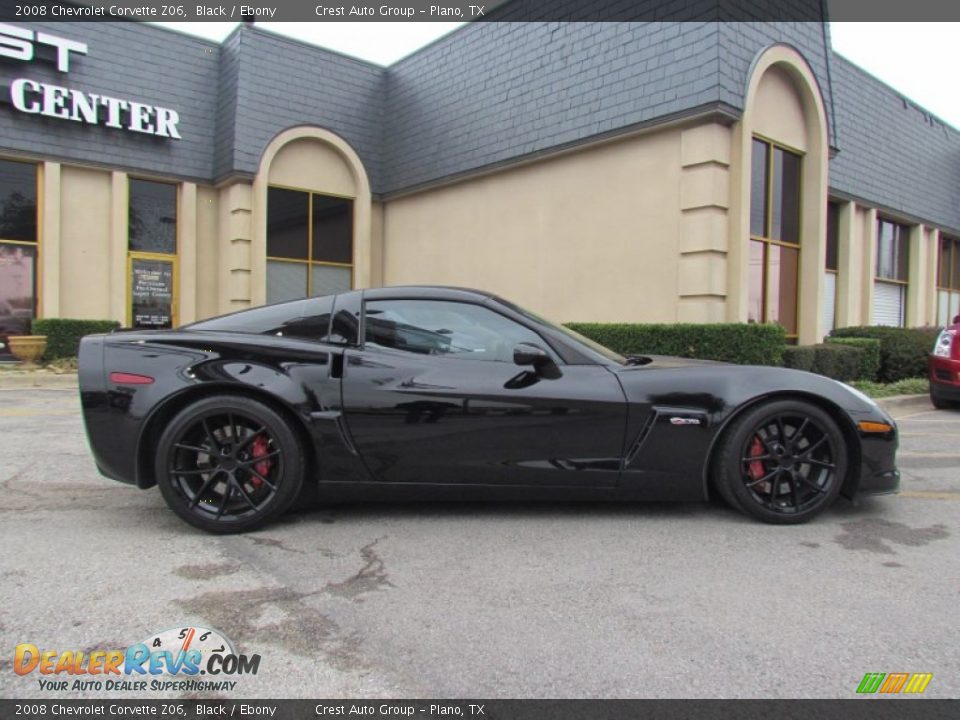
xmin=250 ymin=435 xmax=273 ymax=489
xmin=747 ymin=436 xmax=766 ymax=481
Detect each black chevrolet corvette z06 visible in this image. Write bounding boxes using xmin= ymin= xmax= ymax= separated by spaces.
xmin=78 ymin=286 xmax=900 ymax=533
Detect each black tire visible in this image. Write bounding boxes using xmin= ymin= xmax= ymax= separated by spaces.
xmin=930 ymin=392 xmax=955 ymax=410
xmin=713 ymin=399 xmax=847 ymax=524
xmin=155 ymin=395 xmax=304 ymax=534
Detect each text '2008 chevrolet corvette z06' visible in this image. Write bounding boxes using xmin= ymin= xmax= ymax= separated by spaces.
xmin=78 ymin=286 xmax=899 ymax=533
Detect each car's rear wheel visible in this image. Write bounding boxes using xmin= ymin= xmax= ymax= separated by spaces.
xmin=155 ymin=395 xmax=304 ymax=533
xmin=714 ymin=399 xmax=847 ymax=524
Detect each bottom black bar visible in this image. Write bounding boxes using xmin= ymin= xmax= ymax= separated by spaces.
xmin=0 ymin=700 xmax=957 ymax=720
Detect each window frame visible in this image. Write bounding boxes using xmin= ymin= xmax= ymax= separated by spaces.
xmin=126 ymin=176 xmax=179 ymax=329
xmin=749 ymin=135 xmax=804 ymax=341
xmin=360 ymin=298 xmax=563 ymax=365
xmin=0 ymin=158 xmax=41 ymax=323
xmin=825 ymin=201 xmax=841 ymax=274
xmin=938 ymin=234 xmax=960 ymax=293
xmin=266 ymin=183 xmax=355 ymax=300
xmin=874 ymin=216 xmax=910 ymax=286
xmin=821 ymin=201 xmax=843 ymax=333
xmin=938 ymin=234 xmax=960 ymax=326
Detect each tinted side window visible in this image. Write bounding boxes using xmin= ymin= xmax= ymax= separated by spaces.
xmin=282 ymin=295 xmax=334 ymax=342
xmin=272 ymin=294 xmax=358 ymax=345
xmin=189 ymin=300 xmax=306 ymax=335
xmin=364 ymin=300 xmax=545 ymax=362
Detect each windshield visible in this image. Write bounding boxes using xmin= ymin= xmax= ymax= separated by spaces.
xmin=494 ymin=298 xmax=628 ymax=365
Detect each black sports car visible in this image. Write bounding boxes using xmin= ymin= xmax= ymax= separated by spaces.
xmin=78 ymin=286 xmax=900 ymax=533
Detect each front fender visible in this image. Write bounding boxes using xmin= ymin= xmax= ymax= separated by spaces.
xmin=613 ymin=363 xmax=895 ymax=500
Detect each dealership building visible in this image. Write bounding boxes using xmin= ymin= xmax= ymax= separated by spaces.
xmin=0 ymin=15 xmax=959 ymax=350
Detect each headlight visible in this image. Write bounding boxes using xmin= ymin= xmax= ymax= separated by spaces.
xmin=933 ymin=329 xmax=954 ymax=358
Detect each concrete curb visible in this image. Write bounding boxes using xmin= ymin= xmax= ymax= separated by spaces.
xmin=876 ymin=394 xmax=933 ymax=418
xmin=0 ymin=372 xmax=79 ymax=389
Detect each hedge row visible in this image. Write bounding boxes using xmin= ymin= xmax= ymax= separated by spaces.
xmin=565 ymin=323 xmax=786 ymax=366
xmin=825 ymin=337 xmax=881 ymax=382
xmin=782 ymin=343 xmax=864 ymax=382
xmin=31 ymin=318 xmax=119 ymax=360
xmin=828 ymin=326 xmax=940 ymax=382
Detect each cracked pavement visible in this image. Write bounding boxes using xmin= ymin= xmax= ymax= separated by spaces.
xmin=0 ymin=388 xmax=957 ymax=698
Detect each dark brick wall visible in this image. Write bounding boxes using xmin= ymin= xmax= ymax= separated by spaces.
xmin=381 ymin=21 xmax=721 ymax=193
xmin=224 ymin=28 xmax=385 ymax=187
xmin=0 ymin=22 xmax=220 ymax=181
xmin=829 ymin=54 xmax=960 ymax=233
xmin=213 ymin=28 xmax=242 ymax=181
xmin=1 ymin=19 xmax=956 ymax=236
xmin=717 ymin=22 xmax=836 ymax=146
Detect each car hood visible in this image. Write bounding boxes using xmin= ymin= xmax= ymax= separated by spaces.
xmin=610 ymin=359 xmax=893 ymax=425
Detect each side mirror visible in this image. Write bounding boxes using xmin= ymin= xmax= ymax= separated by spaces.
xmin=513 ymin=342 xmax=561 ymax=379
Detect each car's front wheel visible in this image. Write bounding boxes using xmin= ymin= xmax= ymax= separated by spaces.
xmin=714 ymin=399 xmax=847 ymax=524
xmin=930 ymin=390 xmax=956 ymax=410
xmin=155 ymin=395 xmax=304 ymax=533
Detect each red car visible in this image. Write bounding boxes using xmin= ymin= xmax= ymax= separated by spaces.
xmin=930 ymin=316 xmax=960 ymax=409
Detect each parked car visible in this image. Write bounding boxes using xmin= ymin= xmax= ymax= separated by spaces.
xmin=929 ymin=315 xmax=960 ymax=409
xmin=78 ymin=286 xmax=900 ymax=533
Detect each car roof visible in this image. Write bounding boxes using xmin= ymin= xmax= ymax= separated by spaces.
xmin=359 ymin=286 xmax=497 ymax=303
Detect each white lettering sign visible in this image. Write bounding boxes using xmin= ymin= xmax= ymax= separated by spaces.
xmin=1 ymin=24 xmax=181 ymax=140
xmin=10 ymin=78 xmax=182 ymax=139
xmin=0 ymin=23 xmax=87 ymax=72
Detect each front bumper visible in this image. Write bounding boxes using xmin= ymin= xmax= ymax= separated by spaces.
xmin=856 ymin=432 xmax=900 ymax=496
xmin=929 ymin=355 xmax=960 ymax=401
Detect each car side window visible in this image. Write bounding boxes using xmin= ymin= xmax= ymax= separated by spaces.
xmin=278 ymin=295 xmax=334 ymax=342
xmin=364 ymin=299 xmax=548 ymax=363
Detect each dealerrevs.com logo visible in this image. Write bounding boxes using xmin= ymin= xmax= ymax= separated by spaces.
xmin=14 ymin=626 xmax=260 ymax=693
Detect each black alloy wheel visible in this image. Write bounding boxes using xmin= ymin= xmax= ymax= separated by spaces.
xmin=714 ymin=399 xmax=847 ymax=524
xmin=155 ymin=395 xmax=304 ymax=533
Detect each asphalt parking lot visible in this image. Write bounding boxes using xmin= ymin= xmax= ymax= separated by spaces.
xmin=0 ymin=385 xmax=957 ymax=699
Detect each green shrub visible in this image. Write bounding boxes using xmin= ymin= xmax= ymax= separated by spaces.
xmin=825 ymin=337 xmax=881 ymax=381
xmin=782 ymin=345 xmax=816 ymax=372
xmin=829 ymin=326 xmax=940 ymax=382
xmin=564 ymin=323 xmax=786 ymax=365
xmin=31 ymin=318 xmax=120 ymax=360
xmin=848 ymin=377 xmax=928 ymax=398
xmin=783 ymin=343 xmax=864 ymax=381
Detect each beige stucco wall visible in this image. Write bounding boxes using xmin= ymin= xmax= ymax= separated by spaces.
xmin=730 ymin=45 xmax=829 ymax=344
xmin=250 ymin=127 xmax=374 ymax=307
xmin=59 ymin=165 xmax=113 ymax=319
xmin=752 ymin=65 xmax=809 ymax=152
xmin=268 ymin=139 xmax=357 ymax=197
xmin=381 ymin=127 xmax=689 ymax=324
xmin=27 ymin=159 xmax=223 ymax=324
xmin=195 ymin=185 xmax=221 ymax=319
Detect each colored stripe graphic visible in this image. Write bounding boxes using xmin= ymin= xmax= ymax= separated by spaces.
xmin=857 ymin=673 xmax=886 ymax=694
xmin=879 ymin=673 xmax=909 ymax=693
xmin=856 ymin=672 xmax=932 ymax=694
xmin=903 ymin=674 xmax=933 ymax=694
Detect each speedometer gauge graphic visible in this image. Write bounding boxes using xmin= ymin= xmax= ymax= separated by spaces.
xmin=137 ymin=625 xmax=234 ymax=673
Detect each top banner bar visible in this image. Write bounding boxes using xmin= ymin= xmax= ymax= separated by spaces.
xmin=1 ymin=0 xmax=959 ymax=22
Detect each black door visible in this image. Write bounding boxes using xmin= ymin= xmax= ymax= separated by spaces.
xmin=340 ymin=298 xmax=627 ymax=487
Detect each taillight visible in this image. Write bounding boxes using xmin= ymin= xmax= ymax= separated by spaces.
xmin=109 ymin=372 xmax=155 ymax=385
